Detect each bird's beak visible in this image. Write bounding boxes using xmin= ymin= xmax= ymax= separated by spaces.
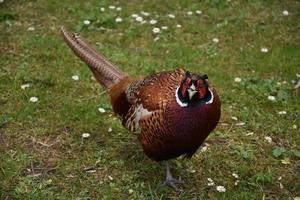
xmin=187 ymin=84 xmax=197 ymax=100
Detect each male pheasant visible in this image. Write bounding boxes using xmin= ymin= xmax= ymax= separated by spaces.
xmin=61 ymin=27 xmax=221 ymax=190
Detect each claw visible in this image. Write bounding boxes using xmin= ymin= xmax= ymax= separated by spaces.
xmin=164 ymin=177 xmax=184 ymax=191
xmin=163 ymin=161 xmax=184 ymax=191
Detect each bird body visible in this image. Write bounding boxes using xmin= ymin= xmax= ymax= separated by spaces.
xmin=110 ymin=69 xmax=220 ymax=161
xmin=61 ymin=27 xmax=221 ymax=189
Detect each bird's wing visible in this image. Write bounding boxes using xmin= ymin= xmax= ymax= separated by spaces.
xmin=122 ymin=68 xmax=185 ymax=133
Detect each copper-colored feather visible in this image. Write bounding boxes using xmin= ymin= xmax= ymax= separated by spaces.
xmin=61 ymin=27 xmax=125 ymax=89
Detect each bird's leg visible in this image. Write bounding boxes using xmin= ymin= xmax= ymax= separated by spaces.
xmin=163 ymin=161 xmax=184 ymax=191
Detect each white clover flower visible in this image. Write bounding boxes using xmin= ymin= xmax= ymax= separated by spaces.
xmin=282 ymin=10 xmax=289 ymax=16
xmin=116 ymin=7 xmax=122 ymax=11
xmin=141 ymin=20 xmax=147 ymax=24
xmin=216 ymin=185 xmax=226 ymax=192
xmin=154 ymin=37 xmax=160 ymax=42
xmin=212 ymin=38 xmax=219 ymax=43
xmin=141 ymin=11 xmax=150 ymax=16
xmin=100 ymin=7 xmax=105 ymax=12
xmin=27 ymin=26 xmax=35 ymax=31
xmin=83 ymin=20 xmax=91 ymax=25
xmin=0 ymin=0 xmax=4 ymax=3
xmin=278 ymin=111 xmax=287 ymax=115
xmin=108 ymin=5 xmax=115 ymax=9
xmin=187 ymin=11 xmax=193 ymax=15
xmin=261 ymin=47 xmax=268 ymax=53
xmin=168 ymin=14 xmax=175 ymax=19
xmin=115 ymin=17 xmax=122 ymax=23
xmin=176 ymin=24 xmax=182 ymax=28
xmin=21 ymin=83 xmax=30 ymax=90
xmin=82 ymin=133 xmax=90 ymax=138
xmin=128 ymin=189 xmax=134 ymax=194
xmin=268 ymin=95 xmax=276 ymax=101
xmin=152 ymin=27 xmax=160 ymax=33
xmin=196 ymin=10 xmax=202 ymax=14
xmin=98 ymin=107 xmax=106 ymax=113
xmin=107 ymin=127 xmax=113 ymax=133
xmin=234 ymin=180 xmax=239 ymax=186
xmin=232 ymin=173 xmax=239 ymax=178
xmin=234 ymin=77 xmax=242 ymax=82
xmin=149 ymin=19 xmax=157 ymax=24
xmin=161 ymin=26 xmax=168 ymax=30
xmin=72 ymin=75 xmax=79 ymax=80
xmin=29 ymin=96 xmax=38 ymax=103
xmin=265 ymin=136 xmax=272 ymax=143
xmin=135 ymin=16 xmax=143 ymax=22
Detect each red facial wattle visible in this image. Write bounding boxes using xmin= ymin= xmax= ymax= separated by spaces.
xmin=181 ymin=78 xmax=191 ymax=98
xmin=197 ymin=80 xmax=207 ymax=99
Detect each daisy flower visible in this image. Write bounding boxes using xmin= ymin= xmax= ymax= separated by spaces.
xmin=83 ymin=20 xmax=91 ymax=25
xmin=216 ymin=185 xmax=226 ymax=192
xmin=98 ymin=107 xmax=106 ymax=113
xmin=152 ymin=27 xmax=160 ymax=33
xmin=261 ymin=47 xmax=268 ymax=53
xmin=72 ymin=75 xmax=79 ymax=80
xmin=115 ymin=17 xmax=122 ymax=23
xmin=168 ymin=14 xmax=175 ymax=19
xmin=29 ymin=97 xmax=38 ymax=103
xmin=149 ymin=19 xmax=157 ymax=24
xmin=82 ymin=133 xmax=90 ymax=138
xmin=234 ymin=77 xmax=241 ymax=83
xmin=282 ymin=10 xmax=289 ymax=16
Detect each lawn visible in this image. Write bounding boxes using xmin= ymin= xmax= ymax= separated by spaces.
xmin=0 ymin=0 xmax=299 ymax=199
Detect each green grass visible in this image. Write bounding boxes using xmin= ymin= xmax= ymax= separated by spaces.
xmin=1 ymin=0 xmax=300 ymax=199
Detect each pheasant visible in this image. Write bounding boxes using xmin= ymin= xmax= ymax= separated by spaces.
xmin=61 ymin=27 xmax=221 ymax=190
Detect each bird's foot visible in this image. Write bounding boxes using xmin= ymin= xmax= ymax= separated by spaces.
xmin=164 ymin=176 xmax=184 ymax=191
xmin=163 ymin=161 xmax=185 ymax=191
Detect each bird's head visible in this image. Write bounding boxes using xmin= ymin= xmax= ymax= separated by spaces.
xmin=177 ymin=71 xmax=212 ymax=105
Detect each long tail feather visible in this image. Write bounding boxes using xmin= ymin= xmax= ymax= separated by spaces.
xmin=61 ymin=26 xmax=126 ymax=89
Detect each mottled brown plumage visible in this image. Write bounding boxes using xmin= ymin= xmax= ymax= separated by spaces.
xmin=61 ymin=27 xmax=221 ymax=190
